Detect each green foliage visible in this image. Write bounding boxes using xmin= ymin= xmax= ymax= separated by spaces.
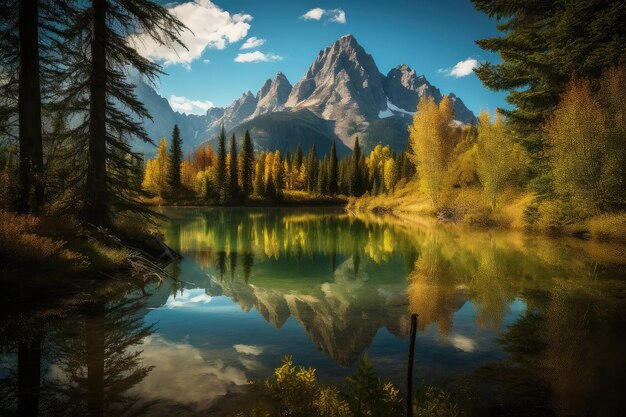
xmin=241 ymin=130 xmax=255 ymax=196
xmin=472 ymin=0 xmax=626 ymax=159
xmin=229 ymin=133 xmax=240 ymax=201
xmin=413 ymin=385 xmax=465 ymax=417
xmin=238 ymin=354 xmax=400 ymax=417
xmin=345 ymin=353 xmax=402 ymax=417
xmin=349 ymin=138 xmax=366 ymax=197
xmin=329 ymin=141 xmax=339 ymax=194
xmin=216 ymin=126 xmax=228 ymax=204
xmin=167 ymin=124 xmax=183 ymax=191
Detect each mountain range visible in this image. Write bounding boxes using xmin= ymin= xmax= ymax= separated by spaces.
xmin=135 ymin=34 xmax=476 ymax=157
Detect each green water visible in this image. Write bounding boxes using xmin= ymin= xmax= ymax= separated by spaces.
xmin=1 ymin=207 xmax=625 ymax=416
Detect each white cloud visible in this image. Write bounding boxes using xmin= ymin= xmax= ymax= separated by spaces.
xmin=164 ymin=286 xmax=216 ymax=304
xmin=130 ymin=336 xmax=248 ymax=410
xmin=450 ymin=334 xmax=476 ymax=352
xmin=131 ymin=0 xmax=252 ymax=67
xmin=301 ymin=8 xmax=346 ymax=24
xmin=240 ymin=36 xmax=266 ymax=50
xmin=234 ymin=51 xmax=283 ymax=63
xmin=301 ymin=7 xmax=325 ymax=20
xmin=329 ymin=9 xmax=346 ymax=24
xmin=233 ymin=344 xmax=263 ymax=356
xmin=202 ymin=59 xmax=211 ymax=64
xmin=438 ymin=58 xmax=479 ymax=78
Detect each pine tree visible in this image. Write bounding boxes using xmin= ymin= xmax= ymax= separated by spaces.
xmin=0 ymin=0 xmax=72 ymax=213
xmin=305 ymin=145 xmax=318 ymax=193
xmin=58 ymin=0 xmax=185 ymax=226
xmin=265 ymin=172 xmax=276 ymax=200
xmin=167 ymin=124 xmax=182 ymax=191
xmin=349 ymin=137 xmax=365 ymax=196
xmin=253 ymin=152 xmax=266 ymax=197
xmin=241 ymin=129 xmax=254 ymax=196
xmin=293 ymin=144 xmax=303 ymax=171
xmin=216 ymin=126 xmax=227 ymax=204
xmin=317 ymin=157 xmax=329 ymax=195
xmin=228 ymin=133 xmax=239 ymax=201
xmin=328 ymin=140 xmax=338 ymax=194
xmin=472 ymin=0 xmax=626 ymax=159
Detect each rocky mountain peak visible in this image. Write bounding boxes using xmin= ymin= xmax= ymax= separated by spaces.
xmin=253 ymin=72 xmax=293 ymax=117
xmin=136 ymin=34 xmax=478 ymax=154
xmin=286 ymin=34 xmax=387 ymax=146
xmin=382 ymin=64 xmax=442 ymax=113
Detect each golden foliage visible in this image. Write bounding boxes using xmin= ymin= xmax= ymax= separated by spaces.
xmin=408 ymin=96 xmax=459 ymax=209
xmin=545 ymin=67 xmax=625 ymax=216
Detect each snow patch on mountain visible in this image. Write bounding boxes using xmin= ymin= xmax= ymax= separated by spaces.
xmin=379 ymin=98 xmax=415 ymax=118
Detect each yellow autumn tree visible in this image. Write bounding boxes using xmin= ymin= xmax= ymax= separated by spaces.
xmin=142 ymin=138 xmax=169 ymax=195
xmin=383 ymin=158 xmax=397 ymax=193
xmin=408 ymin=96 xmax=458 ymax=209
xmin=545 ymin=67 xmax=625 ymax=216
xmin=476 ymin=112 xmax=525 ymax=208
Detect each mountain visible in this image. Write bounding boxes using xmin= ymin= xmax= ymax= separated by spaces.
xmin=135 ymin=34 xmax=476 ymax=155
xmin=224 ymin=110 xmax=351 ymax=158
xmin=285 ymin=34 xmax=388 ymax=148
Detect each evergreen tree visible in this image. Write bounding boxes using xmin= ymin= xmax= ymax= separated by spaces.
xmin=228 ymin=133 xmax=239 ymax=201
xmin=328 ymin=140 xmax=338 ymax=194
xmin=317 ymin=157 xmax=329 ymax=195
xmin=241 ymin=129 xmax=254 ymax=196
xmin=285 ymin=149 xmax=292 ymax=168
xmin=350 ymin=137 xmax=365 ymax=196
xmin=305 ymin=145 xmax=318 ymax=193
xmin=59 ymin=0 xmax=185 ymax=226
xmin=167 ymin=124 xmax=182 ymax=191
xmin=265 ymin=172 xmax=276 ymax=200
xmin=216 ymin=126 xmax=227 ymax=204
xmin=472 ymin=0 xmax=626 ymax=158
xmin=0 ymin=0 xmax=72 ymax=213
xmin=293 ymin=144 xmax=303 ymax=171
xmin=253 ymin=152 xmax=266 ymax=196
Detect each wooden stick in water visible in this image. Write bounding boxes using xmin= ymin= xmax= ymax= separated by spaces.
xmin=407 ymin=313 xmax=418 ymax=417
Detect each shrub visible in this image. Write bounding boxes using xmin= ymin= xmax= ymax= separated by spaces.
xmin=587 ymin=213 xmax=626 ymax=241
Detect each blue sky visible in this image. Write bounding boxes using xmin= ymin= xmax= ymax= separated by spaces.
xmin=147 ymin=0 xmax=507 ymax=116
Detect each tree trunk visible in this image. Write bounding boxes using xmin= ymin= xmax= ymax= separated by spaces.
xmin=17 ymin=339 xmax=41 ymax=417
xmin=85 ymin=301 xmax=105 ymax=417
xmin=84 ymin=0 xmax=108 ymax=226
xmin=18 ymin=0 xmax=43 ymax=214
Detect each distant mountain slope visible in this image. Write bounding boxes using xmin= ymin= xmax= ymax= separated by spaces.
xmin=135 ymin=34 xmax=476 ymax=156
xmin=211 ymin=110 xmax=351 ymax=158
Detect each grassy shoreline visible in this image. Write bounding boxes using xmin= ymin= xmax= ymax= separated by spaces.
xmin=347 ymin=180 xmax=626 ymax=243
xmin=143 ymin=190 xmax=348 ymax=208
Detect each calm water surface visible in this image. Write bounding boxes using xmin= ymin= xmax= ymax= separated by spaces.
xmin=1 ymin=207 xmax=625 ymax=416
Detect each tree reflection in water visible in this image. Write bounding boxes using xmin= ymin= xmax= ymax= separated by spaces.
xmin=0 ymin=278 xmax=159 ymax=416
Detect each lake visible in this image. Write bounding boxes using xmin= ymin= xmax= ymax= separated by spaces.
xmin=1 ymin=207 xmax=625 ymax=416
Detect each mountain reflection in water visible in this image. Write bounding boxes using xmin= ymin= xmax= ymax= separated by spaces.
xmin=1 ymin=207 xmax=624 ymax=416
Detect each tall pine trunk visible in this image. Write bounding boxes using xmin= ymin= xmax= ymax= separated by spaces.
xmin=18 ymin=0 xmax=43 ymax=214
xmin=84 ymin=0 xmax=108 ymax=226
xmin=85 ymin=301 xmax=105 ymax=417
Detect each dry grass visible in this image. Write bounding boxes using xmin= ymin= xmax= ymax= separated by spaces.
xmin=349 ymin=184 xmax=626 ymax=242
xmin=348 ymin=180 xmax=433 ymax=215
xmin=0 ymin=211 xmax=87 ymax=269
